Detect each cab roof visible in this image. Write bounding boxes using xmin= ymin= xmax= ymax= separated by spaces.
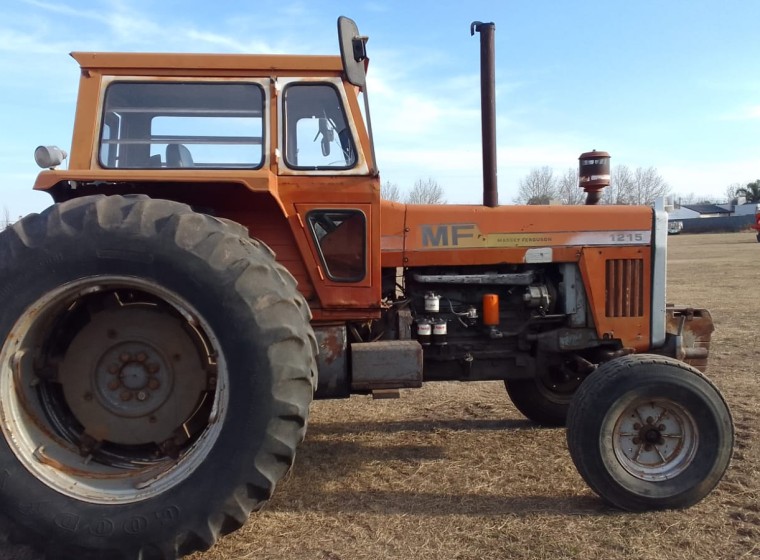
xmin=70 ymin=52 xmax=345 ymax=74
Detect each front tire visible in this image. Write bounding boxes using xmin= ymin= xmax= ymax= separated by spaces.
xmin=505 ymin=362 xmax=583 ymax=426
xmin=0 ymin=195 xmax=316 ymax=558
xmin=566 ymin=355 xmax=733 ymax=511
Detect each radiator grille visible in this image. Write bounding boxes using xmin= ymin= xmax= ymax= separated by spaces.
xmin=605 ymin=259 xmax=644 ymax=317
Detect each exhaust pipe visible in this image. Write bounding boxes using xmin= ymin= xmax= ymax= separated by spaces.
xmin=471 ymin=21 xmax=498 ymax=208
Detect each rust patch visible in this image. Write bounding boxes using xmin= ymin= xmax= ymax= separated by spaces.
xmin=666 ymin=307 xmax=714 ymax=372
xmin=318 ymin=327 xmax=345 ymax=366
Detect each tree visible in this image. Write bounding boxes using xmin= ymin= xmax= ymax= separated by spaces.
xmin=603 ymin=165 xmax=634 ymax=205
xmin=526 ymin=194 xmax=553 ymax=205
xmin=516 ymin=166 xmax=557 ymax=204
xmin=630 ymin=166 xmax=670 ymax=205
xmin=381 ymin=181 xmax=402 ymax=202
xmin=406 ymin=178 xmax=446 ymax=204
xmin=724 ymin=183 xmax=743 ymax=202
xmin=602 ymin=165 xmax=669 ymax=205
xmin=556 ymin=167 xmax=585 ymax=205
xmin=735 ymin=180 xmax=760 ymax=203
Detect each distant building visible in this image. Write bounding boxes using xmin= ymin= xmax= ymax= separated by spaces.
xmin=669 ymin=200 xmax=759 ymax=220
xmin=666 ymin=200 xmax=759 ymax=233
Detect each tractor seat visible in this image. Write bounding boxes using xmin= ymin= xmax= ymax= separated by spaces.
xmin=166 ymin=144 xmax=194 ymax=168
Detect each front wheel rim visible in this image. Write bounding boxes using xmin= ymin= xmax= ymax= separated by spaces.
xmin=612 ymin=399 xmax=699 ymax=482
xmin=0 ymin=276 xmax=229 ymax=504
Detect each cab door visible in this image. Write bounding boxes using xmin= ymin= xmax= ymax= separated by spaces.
xmin=275 ymin=77 xmax=380 ymax=317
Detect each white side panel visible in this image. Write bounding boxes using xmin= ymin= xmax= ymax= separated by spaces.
xmin=651 ymin=205 xmax=668 ymax=347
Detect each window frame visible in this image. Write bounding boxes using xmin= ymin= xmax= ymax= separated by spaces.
xmin=281 ymin=80 xmax=359 ymax=172
xmin=97 ymin=79 xmax=268 ymax=170
xmin=274 ymin=76 xmax=370 ymax=177
xmin=306 ymin=209 xmax=367 ymax=283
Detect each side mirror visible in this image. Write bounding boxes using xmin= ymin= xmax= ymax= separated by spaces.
xmin=337 ymin=16 xmax=368 ymax=88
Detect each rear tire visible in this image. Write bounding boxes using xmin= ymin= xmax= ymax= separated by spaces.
xmin=566 ymin=355 xmax=733 ymax=511
xmin=0 ymin=195 xmax=316 ymax=558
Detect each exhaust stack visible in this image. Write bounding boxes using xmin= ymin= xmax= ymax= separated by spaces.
xmin=471 ymin=21 xmax=498 ymax=208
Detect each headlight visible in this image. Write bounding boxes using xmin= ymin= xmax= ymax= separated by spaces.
xmin=34 ymin=145 xmax=68 ymax=169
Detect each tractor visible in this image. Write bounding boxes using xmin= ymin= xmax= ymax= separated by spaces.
xmin=0 ymin=17 xmax=732 ymax=559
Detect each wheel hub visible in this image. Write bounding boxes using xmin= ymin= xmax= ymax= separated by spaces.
xmin=612 ymin=400 xmax=698 ymax=481
xmin=61 ymin=306 xmax=208 ymax=446
xmin=95 ymin=342 xmax=172 ymax=418
xmin=632 ymin=416 xmax=667 ymax=449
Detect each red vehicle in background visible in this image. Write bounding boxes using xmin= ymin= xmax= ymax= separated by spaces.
xmin=753 ymin=210 xmax=760 ymax=242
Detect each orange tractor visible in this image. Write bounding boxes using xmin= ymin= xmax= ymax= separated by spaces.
xmin=0 ymin=17 xmax=732 ymax=559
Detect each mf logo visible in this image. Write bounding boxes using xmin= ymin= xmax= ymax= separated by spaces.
xmin=420 ymin=224 xmax=476 ymax=247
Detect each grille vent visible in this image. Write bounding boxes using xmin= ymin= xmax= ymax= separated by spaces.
xmin=605 ymin=259 xmax=644 ymax=317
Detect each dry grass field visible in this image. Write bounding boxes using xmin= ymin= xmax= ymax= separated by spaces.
xmin=191 ymin=231 xmax=759 ymax=560
xmin=3 ymin=232 xmax=758 ymax=560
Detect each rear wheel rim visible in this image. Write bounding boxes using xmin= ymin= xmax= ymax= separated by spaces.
xmin=0 ymin=276 xmax=228 ymax=504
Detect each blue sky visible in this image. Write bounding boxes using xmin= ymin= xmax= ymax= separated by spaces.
xmin=1 ymin=0 xmax=758 ymax=217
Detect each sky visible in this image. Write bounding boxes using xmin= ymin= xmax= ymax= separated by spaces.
xmin=1 ymin=0 xmax=759 ymax=218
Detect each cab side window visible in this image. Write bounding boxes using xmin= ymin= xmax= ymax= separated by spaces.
xmin=307 ymin=210 xmax=365 ymax=282
xmin=283 ymin=84 xmax=356 ymax=170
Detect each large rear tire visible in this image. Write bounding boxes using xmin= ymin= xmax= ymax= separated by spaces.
xmin=0 ymin=195 xmax=316 ymax=558
xmin=566 ymin=355 xmax=733 ymax=511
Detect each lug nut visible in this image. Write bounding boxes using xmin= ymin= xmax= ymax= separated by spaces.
xmin=120 ymin=390 xmax=133 ymax=402
xmin=108 ymin=364 xmax=120 ymax=374
xmin=107 ymin=379 xmax=120 ymax=391
xmin=136 ymin=352 xmax=147 ymax=362
xmin=136 ymin=391 xmax=148 ymax=401
xmin=120 ymin=352 xmax=132 ymax=363
xmin=146 ymin=363 xmax=160 ymax=374
xmin=148 ymin=378 xmax=160 ymax=390
xmin=632 ymin=437 xmax=640 ymax=445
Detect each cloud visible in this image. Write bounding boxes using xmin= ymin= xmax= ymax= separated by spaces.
xmin=741 ymin=106 xmax=760 ymax=120
xmin=363 ymin=2 xmax=389 ymax=13
xmin=183 ymin=30 xmax=278 ymax=54
xmin=16 ymin=0 xmax=308 ymax=54
xmin=0 ymin=27 xmax=70 ymax=54
xmin=716 ymin=105 xmax=760 ymax=122
xmin=20 ymin=0 xmax=105 ymax=22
